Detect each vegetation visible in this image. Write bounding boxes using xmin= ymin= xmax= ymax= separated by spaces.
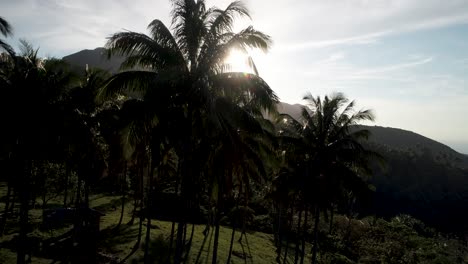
xmin=0 ymin=1 xmax=467 ymax=264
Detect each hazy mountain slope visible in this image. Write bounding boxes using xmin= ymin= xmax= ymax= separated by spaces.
xmin=62 ymin=47 xmax=124 ymax=73
xmin=277 ymin=102 xmax=468 ymax=232
xmin=277 ymin=102 xmax=468 ymax=168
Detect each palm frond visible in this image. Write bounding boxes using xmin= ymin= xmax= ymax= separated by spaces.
xmin=0 ymin=39 xmax=14 ymax=56
xmin=171 ymin=0 xmax=207 ymax=66
xmin=208 ymin=1 xmax=250 ymax=35
xmin=213 ymin=72 xmax=278 ymax=114
xmin=97 ymin=70 xmax=159 ymax=100
xmin=106 ymin=31 xmax=183 ymax=70
xmin=225 ymin=26 xmax=272 ymax=52
xmin=0 ymin=17 xmax=12 ymax=37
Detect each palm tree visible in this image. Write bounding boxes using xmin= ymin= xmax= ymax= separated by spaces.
xmin=100 ymin=0 xmax=277 ymax=262
xmin=0 ymin=17 xmax=14 ymax=55
xmin=300 ymin=92 xmax=375 ymax=264
xmin=0 ymin=41 xmax=78 ymax=264
xmin=275 ymin=93 xmax=376 ymax=263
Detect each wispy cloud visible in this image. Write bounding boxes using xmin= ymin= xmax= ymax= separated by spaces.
xmin=277 ymin=31 xmax=388 ymax=51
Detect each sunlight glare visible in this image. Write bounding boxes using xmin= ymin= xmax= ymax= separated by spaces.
xmin=223 ymin=49 xmax=254 ymax=74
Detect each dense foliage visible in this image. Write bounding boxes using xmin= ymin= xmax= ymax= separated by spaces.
xmin=0 ymin=1 xmax=467 ymax=263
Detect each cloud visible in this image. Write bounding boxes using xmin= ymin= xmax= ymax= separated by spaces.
xmin=244 ymin=0 xmax=468 ymax=51
xmin=276 ymin=31 xmax=388 ymax=51
xmin=3 ymin=0 xmax=172 ymax=56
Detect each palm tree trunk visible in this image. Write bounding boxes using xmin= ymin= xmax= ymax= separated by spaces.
xmin=195 ymin=220 xmax=211 ymax=264
xmin=129 ymin=193 xmax=138 ymax=225
xmin=328 ymin=206 xmax=334 ymax=235
xmin=63 ymin=162 xmax=70 ymax=207
xmin=10 ymin=187 xmax=16 ymax=216
xmin=84 ymin=175 xmax=90 ymax=209
xmin=283 ymin=207 xmax=294 ymax=264
xmin=311 ymin=204 xmax=320 ymax=264
xmin=75 ymin=176 xmax=81 ymax=208
xmin=183 ymin=223 xmax=196 ymax=262
xmin=17 ymin=159 xmax=31 ymax=264
xmin=0 ymin=181 xmax=12 ymax=236
xmin=294 ymin=209 xmax=303 ymax=264
xmin=275 ymin=204 xmax=283 ymax=263
xmin=211 ymin=203 xmax=221 ymax=264
xmin=118 ymin=164 xmax=127 ymax=227
xmin=136 ymin=194 xmax=145 ymax=246
xmin=300 ymin=208 xmax=308 ymax=264
xmin=143 ymin=162 xmax=155 ymax=264
xmin=175 ymin=146 xmax=191 ymax=264
xmin=226 ymin=219 xmax=237 ymax=264
xmin=169 ymin=178 xmax=180 ymax=262
xmin=174 ymin=222 xmax=186 ymax=264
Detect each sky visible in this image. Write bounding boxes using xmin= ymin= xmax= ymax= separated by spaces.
xmin=2 ymin=0 xmax=468 ymax=153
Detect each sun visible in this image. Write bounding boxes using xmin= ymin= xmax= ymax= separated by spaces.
xmin=223 ymin=49 xmax=254 ymax=74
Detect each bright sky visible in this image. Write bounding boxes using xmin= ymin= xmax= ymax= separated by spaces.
xmin=2 ymin=0 xmax=468 ymax=153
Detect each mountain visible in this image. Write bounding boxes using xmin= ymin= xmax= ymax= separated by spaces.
xmin=277 ymin=102 xmax=468 ymax=232
xmin=62 ymin=47 xmax=124 ymax=73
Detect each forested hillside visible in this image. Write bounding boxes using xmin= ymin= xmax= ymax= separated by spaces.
xmin=278 ymin=102 xmax=468 ymax=233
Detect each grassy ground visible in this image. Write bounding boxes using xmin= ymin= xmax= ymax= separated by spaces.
xmin=95 ymin=194 xmax=280 ymax=263
xmin=0 ymin=183 xmax=284 ymax=263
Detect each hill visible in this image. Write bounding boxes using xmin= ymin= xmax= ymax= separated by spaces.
xmin=62 ymin=47 xmax=124 ymax=73
xmin=277 ymin=102 xmax=468 ymax=232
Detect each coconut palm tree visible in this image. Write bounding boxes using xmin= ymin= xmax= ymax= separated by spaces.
xmin=300 ymin=92 xmax=375 ymax=264
xmin=275 ymin=93 xmax=376 ymax=263
xmin=100 ymin=1 xmax=277 ymax=262
xmin=0 ymin=41 xmax=78 ymax=264
xmin=0 ymin=17 xmax=14 ymax=56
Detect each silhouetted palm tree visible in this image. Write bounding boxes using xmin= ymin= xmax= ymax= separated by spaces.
xmin=300 ymin=92 xmax=375 ymax=264
xmin=101 ymin=1 xmax=277 ymax=262
xmin=0 ymin=41 xmax=77 ymax=264
xmin=0 ymin=17 xmax=14 ymax=56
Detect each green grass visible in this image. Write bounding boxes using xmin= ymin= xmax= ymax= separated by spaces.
xmin=96 ymin=195 xmax=279 ymax=263
xmin=0 ymin=187 xmax=281 ymax=263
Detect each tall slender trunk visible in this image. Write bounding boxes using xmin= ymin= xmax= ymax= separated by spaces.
xmin=283 ymin=207 xmax=294 ymax=264
xmin=136 ymin=195 xmax=145 ymax=246
xmin=211 ymin=210 xmax=221 ymax=264
xmin=169 ymin=178 xmax=180 ymax=262
xmin=294 ymin=208 xmax=303 ymax=264
xmin=118 ymin=164 xmax=127 ymax=227
xmin=226 ymin=224 xmax=236 ymax=264
xmin=195 ymin=221 xmax=211 ymax=264
xmin=211 ymin=187 xmax=223 ymax=264
xmin=17 ymin=159 xmax=31 ymax=264
xmin=0 ymin=181 xmax=12 ymax=236
xmin=10 ymin=188 xmax=16 ymax=216
xmin=311 ymin=205 xmax=320 ymax=264
xmin=84 ymin=174 xmax=90 ymax=209
xmin=175 ymin=149 xmax=191 ymax=264
xmin=75 ymin=176 xmax=81 ymax=208
xmin=328 ymin=206 xmax=334 ymax=235
xmin=175 ymin=222 xmax=186 ymax=264
xmin=300 ymin=208 xmax=308 ymax=264
xmin=63 ymin=162 xmax=70 ymax=207
xmin=183 ymin=223 xmax=196 ymax=262
xmin=275 ymin=204 xmax=283 ymax=263
xmin=129 ymin=193 xmax=138 ymax=225
xmin=227 ymin=197 xmax=240 ymax=264
xmin=183 ymin=221 xmax=188 ymax=246
xmin=144 ymin=162 xmax=155 ymax=264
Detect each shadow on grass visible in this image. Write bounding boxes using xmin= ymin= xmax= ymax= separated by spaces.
xmin=93 ymin=197 xmax=123 ymax=212
xmin=129 ymin=234 xmax=172 ymax=264
xmin=99 ymin=224 xmax=140 ymax=254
